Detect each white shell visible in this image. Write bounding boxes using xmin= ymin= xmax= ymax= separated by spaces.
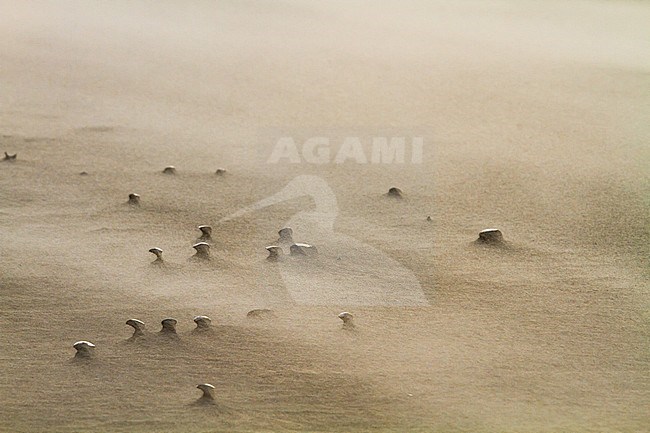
xmin=73 ymin=340 xmax=95 ymax=348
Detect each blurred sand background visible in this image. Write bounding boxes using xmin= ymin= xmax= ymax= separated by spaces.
xmin=0 ymin=1 xmax=648 ymax=432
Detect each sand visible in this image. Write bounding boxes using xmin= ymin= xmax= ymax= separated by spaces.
xmin=1 ymin=1 xmax=648 ymax=432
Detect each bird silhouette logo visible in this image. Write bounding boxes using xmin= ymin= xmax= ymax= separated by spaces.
xmin=221 ymin=175 xmax=429 ymax=306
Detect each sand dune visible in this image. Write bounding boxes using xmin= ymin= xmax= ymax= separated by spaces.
xmin=1 ymin=1 xmax=648 ymax=432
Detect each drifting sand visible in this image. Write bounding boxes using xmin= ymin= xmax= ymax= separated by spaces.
xmin=1 ymin=1 xmax=648 ymax=432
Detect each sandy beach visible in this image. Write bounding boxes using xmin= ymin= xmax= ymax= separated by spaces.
xmin=1 ymin=1 xmax=648 ymax=432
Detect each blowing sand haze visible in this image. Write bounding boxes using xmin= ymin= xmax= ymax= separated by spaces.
xmin=1 ymin=1 xmax=649 ymax=432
